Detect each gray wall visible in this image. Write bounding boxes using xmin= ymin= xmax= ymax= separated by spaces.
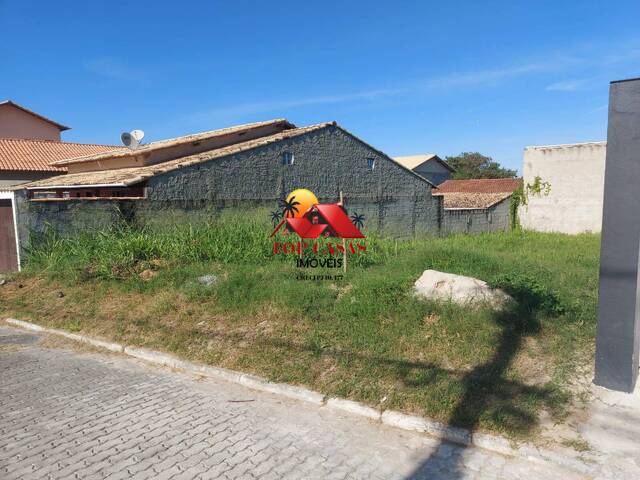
xmin=13 ymin=193 xmax=128 ymax=251
xmin=441 ymin=198 xmax=511 ymax=234
xmin=14 ymin=125 xmax=441 ymax=250
xmin=413 ymin=160 xmax=451 ymax=186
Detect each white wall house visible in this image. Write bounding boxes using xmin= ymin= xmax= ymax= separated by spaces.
xmin=519 ymin=141 xmax=606 ymax=234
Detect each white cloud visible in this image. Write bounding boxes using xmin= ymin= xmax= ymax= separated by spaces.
xmin=85 ymin=58 xmax=143 ymax=81
xmin=546 ymin=79 xmax=586 ymax=91
xmin=185 ymin=87 xmax=407 ymax=123
xmin=185 ymin=61 xmax=564 ymax=124
xmin=181 ymin=37 xmax=640 ymax=123
xmin=421 ymin=60 xmax=571 ymax=91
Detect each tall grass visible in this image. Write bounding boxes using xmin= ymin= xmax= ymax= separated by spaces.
xmin=24 ymin=209 xmax=412 ymax=279
xmin=26 ymin=211 xmax=270 ymax=278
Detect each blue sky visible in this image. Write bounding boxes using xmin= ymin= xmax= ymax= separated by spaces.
xmin=2 ymin=1 xmax=639 ymax=173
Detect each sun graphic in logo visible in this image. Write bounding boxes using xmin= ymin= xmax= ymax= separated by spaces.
xmin=281 ymin=188 xmax=318 ymax=218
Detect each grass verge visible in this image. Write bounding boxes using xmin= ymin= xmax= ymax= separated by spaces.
xmin=0 ymin=211 xmax=600 ymax=439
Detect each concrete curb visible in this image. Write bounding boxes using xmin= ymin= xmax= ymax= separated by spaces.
xmin=3 ymin=317 xmax=598 ymax=475
xmin=50 ymin=328 xmax=124 ymax=353
xmin=326 ymin=398 xmax=381 ymax=420
xmin=6 ymin=318 xmax=45 ymax=332
xmin=6 ymin=318 xmax=124 ymax=352
xmin=239 ymin=373 xmax=326 ymax=405
xmin=123 ymin=346 xmax=179 ymax=366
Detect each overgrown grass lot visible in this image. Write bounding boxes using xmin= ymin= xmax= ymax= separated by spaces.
xmin=0 ymin=211 xmax=600 ymax=439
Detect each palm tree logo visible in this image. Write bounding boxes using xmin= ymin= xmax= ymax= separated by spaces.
xmin=270 ymin=210 xmax=282 ymax=226
xmin=279 ymin=195 xmax=301 ymax=218
xmin=351 ymin=212 xmax=365 ymax=230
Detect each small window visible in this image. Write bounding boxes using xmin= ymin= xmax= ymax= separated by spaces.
xmin=367 ymin=158 xmax=376 ymax=170
xmin=282 ymin=152 xmax=294 ymax=165
xmin=32 ymin=191 xmax=56 ymax=199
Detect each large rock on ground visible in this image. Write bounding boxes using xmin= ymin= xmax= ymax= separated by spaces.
xmin=414 ymin=270 xmax=511 ymax=308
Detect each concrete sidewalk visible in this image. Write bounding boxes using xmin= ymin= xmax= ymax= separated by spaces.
xmin=0 ymin=325 xmax=586 ymax=480
xmin=578 ymin=380 xmax=640 ymax=476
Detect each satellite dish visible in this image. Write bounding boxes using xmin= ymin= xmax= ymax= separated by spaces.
xmin=131 ymin=130 xmax=144 ymax=142
xmin=120 ymin=129 xmax=145 ymax=150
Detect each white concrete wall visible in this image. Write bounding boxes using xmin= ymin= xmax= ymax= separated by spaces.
xmin=519 ymin=141 xmax=606 ymax=234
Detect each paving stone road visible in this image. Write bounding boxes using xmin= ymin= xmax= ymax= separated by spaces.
xmin=0 ymin=326 xmax=585 ymax=480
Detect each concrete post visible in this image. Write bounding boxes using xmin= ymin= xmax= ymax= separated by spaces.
xmin=594 ymin=77 xmax=640 ymax=392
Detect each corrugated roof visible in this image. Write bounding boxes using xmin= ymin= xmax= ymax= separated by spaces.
xmin=524 ymin=141 xmax=606 ymax=150
xmin=50 ymin=118 xmax=295 ymax=167
xmin=440 ymin=192 xmax=513 ymax=209
xmin=394 ymin=154 xmax=454 ymax=172
xmin=434 ymin=178 xmax=522 ymax=194
xmin=0 ymin=138 xmax=123 ymax=173
xmin=0 ymin=100 xmax=70 ymax=131
xmin=21 ymin=123 xmax=334 ymax=188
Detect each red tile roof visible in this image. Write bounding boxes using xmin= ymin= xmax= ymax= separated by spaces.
xmin=314 ymin=204 xmax=365 ymax=238
xmin=0 ymin=138 xmax=123 ymax=173
xmin=282 ymin=217 xmax=329 ymax=238
xmin=434 ymin=178 xmax=522 ymax=194
xmin=270 ymin=202 xmax=365 ymax=239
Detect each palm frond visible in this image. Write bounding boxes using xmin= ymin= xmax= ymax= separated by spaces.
xmin=350 ymin=212 xmax=365 ymax=229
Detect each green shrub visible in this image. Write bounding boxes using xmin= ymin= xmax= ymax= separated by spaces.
xmin=490 ymin=273 xmax=565 ymax=316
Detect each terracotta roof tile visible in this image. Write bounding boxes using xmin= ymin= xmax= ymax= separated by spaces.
xmin=0 ymin=138 xmax=123 ymax=173
xmin=440 ymin=192 xmax=513 ymax=209
xmin=20 ymin=123 xmax=334 ymax=188
xmin=434 ymin=178 xmax=522 ymax=194
xmin=50 ymin=118 xmax=295 ymax=167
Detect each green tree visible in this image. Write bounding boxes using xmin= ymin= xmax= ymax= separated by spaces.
xmin=445 ymin=152 xmax=517 ymax=179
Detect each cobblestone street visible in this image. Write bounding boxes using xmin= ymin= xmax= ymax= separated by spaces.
xmin=0 ymin=326 xmax=584 ymax=479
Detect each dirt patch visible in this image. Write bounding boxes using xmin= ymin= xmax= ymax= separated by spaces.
xmin=512 ymin=337 xmax=553 ymax=386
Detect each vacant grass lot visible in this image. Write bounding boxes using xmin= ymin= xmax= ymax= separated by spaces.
xmin=0 ymin=211 xmax=600 ymax=439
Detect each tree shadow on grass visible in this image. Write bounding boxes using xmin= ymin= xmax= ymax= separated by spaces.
xmin=150 ymin=278 xmax=564 ymax=478
xmin=173 ymin=284 xmax=562 ymax=430
xmin=403 ymin=281 xmax=563 ymax=479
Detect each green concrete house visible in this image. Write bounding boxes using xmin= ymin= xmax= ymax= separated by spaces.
xmin=13 ymin=119 xmax=441 ymax=256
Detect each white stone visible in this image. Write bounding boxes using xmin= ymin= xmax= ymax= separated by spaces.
xmin=197 ymin=274 xmax=218 ymax=286
xmin=413 ymin=270 xmax=511 ymax=308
